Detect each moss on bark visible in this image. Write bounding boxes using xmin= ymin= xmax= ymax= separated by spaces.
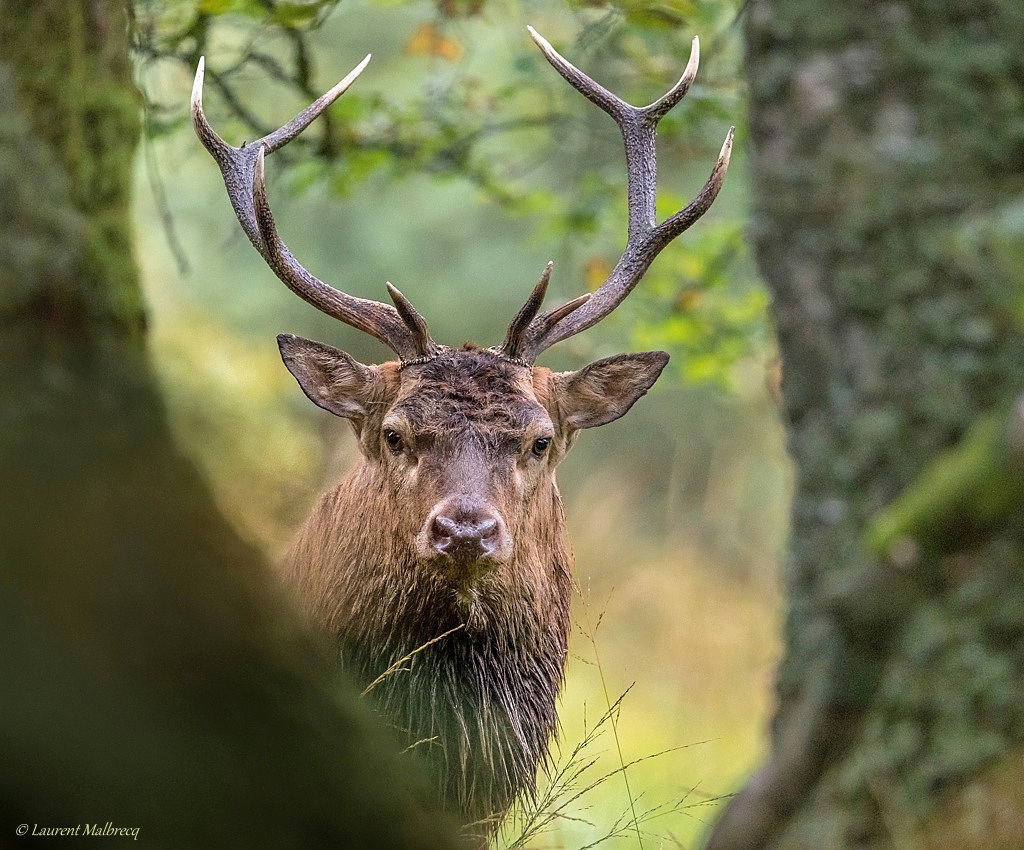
xmin=0 ymin=0 xmax=144 ymax=338
xmin=708 ymin=2 xmax=1024 ymax=848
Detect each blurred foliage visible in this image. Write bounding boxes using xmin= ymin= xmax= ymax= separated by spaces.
xmin=631 ymin=219 xmax=770 ymax=386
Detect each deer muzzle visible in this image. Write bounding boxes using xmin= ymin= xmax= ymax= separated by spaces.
xmin=419 ymin=495 xmax=511 ymax=575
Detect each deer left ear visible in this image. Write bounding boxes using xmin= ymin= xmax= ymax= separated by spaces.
xmin=552 ymin=351 xmax=669 ymax=431
xmin=277 ymin=333 xmax=385 ymax=421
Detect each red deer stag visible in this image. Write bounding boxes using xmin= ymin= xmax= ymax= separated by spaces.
xmin=192 ymin=27 xmax=731 ymax=842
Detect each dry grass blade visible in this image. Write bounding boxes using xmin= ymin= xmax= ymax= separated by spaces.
xmin=501 ymin=671 xmax=714 ymax=849
xmin=575 ymin=588 xmax=644 ymax=848
xmin=360 ymin=623 xmax=466 ymax=697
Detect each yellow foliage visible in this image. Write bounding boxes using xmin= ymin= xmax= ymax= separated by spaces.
xmin=403 ymin=22 xmax=463 ymax=61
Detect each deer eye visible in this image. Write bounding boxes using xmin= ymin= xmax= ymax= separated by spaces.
xmin=383 ymin=429 xmax=404 ymax=453
xmin=531 ymin=437 xmax=551 ymax=457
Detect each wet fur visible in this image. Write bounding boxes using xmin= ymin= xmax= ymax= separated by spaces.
xmin=285 ymin=351 xmax=572 ymax=832
xmin=281 ymin=345 xmax=666 ymax=839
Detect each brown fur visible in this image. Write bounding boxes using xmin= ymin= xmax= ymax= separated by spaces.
xmin=280 ymin=342 xmax=667 ymax=839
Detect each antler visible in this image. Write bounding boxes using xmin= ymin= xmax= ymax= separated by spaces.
xmin=191 ymin=56 xmax=440 ymax=361
xmin=499 ymin=27 xmax=734 ymax=363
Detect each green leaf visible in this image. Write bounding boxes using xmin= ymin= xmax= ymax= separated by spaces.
xmin=272 ymin=2 xmax=328 ymax=27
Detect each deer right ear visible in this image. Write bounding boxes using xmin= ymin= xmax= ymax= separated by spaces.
xmin=277 ymin=333 xmax=383 ymax=421
xmin=551 ymin=351 xmax=670 ymax=432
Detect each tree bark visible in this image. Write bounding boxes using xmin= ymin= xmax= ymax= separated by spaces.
xmin=0 ymin=2 xmax=456 ymax=845
xmin=708 ymin=1 xmax=1024 ymax=848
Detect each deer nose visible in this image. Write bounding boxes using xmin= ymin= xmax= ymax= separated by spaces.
xmin=429 ymin=506 xmax=502 ymax=563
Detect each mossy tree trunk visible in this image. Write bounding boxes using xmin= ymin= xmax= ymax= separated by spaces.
xmin=708 ymin=1 xmax=1024 ymax=848
xmin=0 ymin=2 xmax=455 ymax=845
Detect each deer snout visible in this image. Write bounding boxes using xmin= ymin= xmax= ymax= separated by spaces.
xmin=420 ymin=497 xmax=510 ymax=567
xmin=431 ymin=513 xmax=497 ymax=561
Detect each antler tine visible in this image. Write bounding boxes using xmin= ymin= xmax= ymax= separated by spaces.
xmin=520 ymin=27 xmax=733 ymax=361
xmin=193 ymin=55 xmax=437 ymax=359
xmin=644 ymin=36 xmax=700 ymax=120
xmin=252 ymin=147 xmax=435 ymax=358
xmin=537 ymin=291 xmax=591 ymax=329
xmin=386 ymin=282 xmax=437 ymax=356
xmin=192 ymin=54 xmax=366 ymax=256
xmin=498 ymin=262 xmax=592 ymax=362
xmin=499 ymin=261 xmax=552 ymax=361
xmin=526 ymin=27 xmax=627 ymax=121
xmin=262 ymin=54 xmax=372 ymax=153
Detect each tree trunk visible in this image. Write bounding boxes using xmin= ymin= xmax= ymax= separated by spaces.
xmin=0 ymin=2 xmax=456 ymax=845
xmin=708 ymin=1 xmax=1024 ymax=848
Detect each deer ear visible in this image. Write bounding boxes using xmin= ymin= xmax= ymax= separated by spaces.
xmin=277 ymin=333 xmax=382 ymax=421
xmin=552 ymin=351 xmax=669 ymax=431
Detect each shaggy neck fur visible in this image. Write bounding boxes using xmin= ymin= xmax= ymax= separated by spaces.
xmin=285 ymin=475 xmax=573 ymax=837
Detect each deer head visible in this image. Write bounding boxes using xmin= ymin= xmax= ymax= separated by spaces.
xmin=192 ymin=25 xmax=731 ymax=836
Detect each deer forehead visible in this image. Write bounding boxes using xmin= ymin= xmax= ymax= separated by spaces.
xmin=387 ymin=350 xmax=554 ymax=438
